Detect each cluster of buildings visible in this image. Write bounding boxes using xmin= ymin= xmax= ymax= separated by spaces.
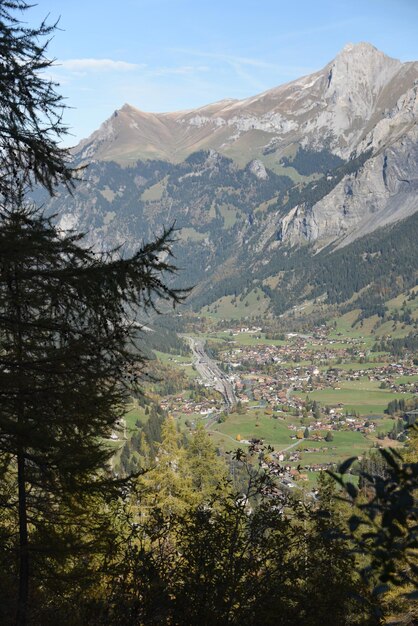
xmin=160 ymin=393 xmax=219 ymax=418
xmin=155 ymin=326 xmax=416 ymax=473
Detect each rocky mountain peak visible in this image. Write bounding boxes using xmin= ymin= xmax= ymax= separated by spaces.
xmin=119 ymin=102 xmax=138 ymax=113
xmin=336 ymin=41 xmax=393 ymax=62
xmin=326 ymin=42 xmax=401 ymax=102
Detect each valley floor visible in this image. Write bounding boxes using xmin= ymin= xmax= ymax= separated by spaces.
xmin=121 ymin=313 xmax=417 ymax=485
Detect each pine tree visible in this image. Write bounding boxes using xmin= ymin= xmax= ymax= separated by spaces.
xmin=0 ymin=3 xmax=186 ymax=622
xmin=0 ymin=199 xmax=181 ymax=624
xmin=300 ymin=472 xmax=377 ymax=626
xmin=139 ymin=431 xmax=151 ymax=469
xmin=139 ymin=416 xmax=194 ymax=518
xmin=0 ymin=1 xmax=74 ymax=201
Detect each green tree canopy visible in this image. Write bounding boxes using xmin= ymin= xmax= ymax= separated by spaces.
xmin=185 ymin=422 xmax=228 ymax=496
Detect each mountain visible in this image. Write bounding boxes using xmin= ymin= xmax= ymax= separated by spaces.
xmin=38 ymin=43 xmax=418 ymax=320
xmin=75 ymin=43 xmax=417 ymax=168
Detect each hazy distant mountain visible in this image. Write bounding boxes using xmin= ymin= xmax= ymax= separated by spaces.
xmin=41 ymin=43 xmax=418 ymax=318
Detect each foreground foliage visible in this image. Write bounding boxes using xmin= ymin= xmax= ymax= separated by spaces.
xmin=333 ymin=427 xmax=418 ymax=623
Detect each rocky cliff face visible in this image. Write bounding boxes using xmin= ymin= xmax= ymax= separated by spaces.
xmin=274 ymin=82 xmax=418 ymax=248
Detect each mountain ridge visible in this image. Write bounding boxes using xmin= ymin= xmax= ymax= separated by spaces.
xmin=74 ymin=42 xmax=418 ymax=170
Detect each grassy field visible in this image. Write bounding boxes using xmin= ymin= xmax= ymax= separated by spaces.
xmin=394 ymin=374 xmax=418 ymax=384
xmin=328 ymin=288 xmax=418 ymax=344
xmin=307 ymin=340 xmax=360 ymax=351
xmin=141 ymin=178 xmax=166 ymax=201
xmin=218 ymin=204 xmax=239 ymax=228
xmin=307 ymin=384 xmax=413 ymax=416
xmin=206 ymin=430 xmax=245 ymax=450
xmin=387 ymin=288 xmax=418 ymax=311
xmin=338 ymin=378 xmax=386 ymax=390
xmin=99 ymin=187 xmax=116 ymax=202
xmin=212 ymin=410 xmax=294 ymax=447
xmin=329 ymin=361 xmax=387 ymax=371
xmin=213 ymin=331 xmax=286 ymax=347
xmin=154 ymin=350 xmax=192 ymax=365
xmin=374 ymin=320 xmax=415 ymax=339
xmin=175 ymin=412 xmax=205 ymax=431
xmin=328 ymin=310 xmax=363 ymax=336
xmin=328 ymin=310 xmax=383 ymax=347
xmin=201 ymin=289 xmax=270 ymax=320
xmin=154 ymin=351 xmax=199 ymax=380
xmin=207 ymin=408 xmax=376 ymax=469
xmin=179 ymin=227 xmax=207 ymax=242
xmin=372 ymin=416 xmax=398 ymax=433
xmin=297 ymin=430 xmax=371 ymax=464
xmin=124 ymin=401 xmax=147 ymax=431
xmin=181 ymin=364 xmax=200 ymax=379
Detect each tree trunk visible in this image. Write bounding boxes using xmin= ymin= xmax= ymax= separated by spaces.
xmin=16 ymin=448 xmax=29 ymax=626
xmin=12 ymin=268 xmax=29 ymax=626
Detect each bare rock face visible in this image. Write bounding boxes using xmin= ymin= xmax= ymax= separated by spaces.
xmin=248 ymin=160 xmax=268 ymax=180
xmin=319 ymin=43 xmax=401 ymax=150
xmin=274 ymin=83 xmax=418 ymax=248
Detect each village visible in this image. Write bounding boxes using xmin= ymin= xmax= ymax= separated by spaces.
xmin=155 ymin=324 xmax=417 ymax=479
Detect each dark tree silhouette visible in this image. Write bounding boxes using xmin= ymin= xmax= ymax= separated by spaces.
xmin=0 ymin=1 xmax=74 ymax=200
xmin=0 ymin=4 xmax=184 ymax=623
xmin=0 ymin=197 xmax=182 ymax=625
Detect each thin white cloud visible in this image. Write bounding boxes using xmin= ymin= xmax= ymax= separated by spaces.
xmin=271 ymin=19 xmax=363 ymax=43
xmin=171 ymin=48 xmax=313 ymax=76
xmin=61 ymin=58 xmax=141 ymax=72
xmin=227 ymin=61 xmax=267 ymax=92
xmin=172 ymin=48 xmax=275 ymax=68
xmin=152 ymin=65 xmax=210 ymax=76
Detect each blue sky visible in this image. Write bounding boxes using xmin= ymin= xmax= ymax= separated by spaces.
xmin=26 ymin=0 xmax=418 ymax=144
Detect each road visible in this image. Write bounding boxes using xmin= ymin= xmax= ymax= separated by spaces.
xmin=280 ymin=439 xmax=302 ymax=452
xmin=187 ymin=336 xmax=237 ymax=411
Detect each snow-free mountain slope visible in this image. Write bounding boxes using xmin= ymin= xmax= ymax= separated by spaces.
xmin=42 ymin=42 xmax=418 ymax=319
xmin=75 ymin=43 xmax=418 ymax=170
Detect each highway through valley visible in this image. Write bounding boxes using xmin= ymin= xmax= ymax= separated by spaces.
xmin=187 ymin=337 xmax=237 ymax=411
